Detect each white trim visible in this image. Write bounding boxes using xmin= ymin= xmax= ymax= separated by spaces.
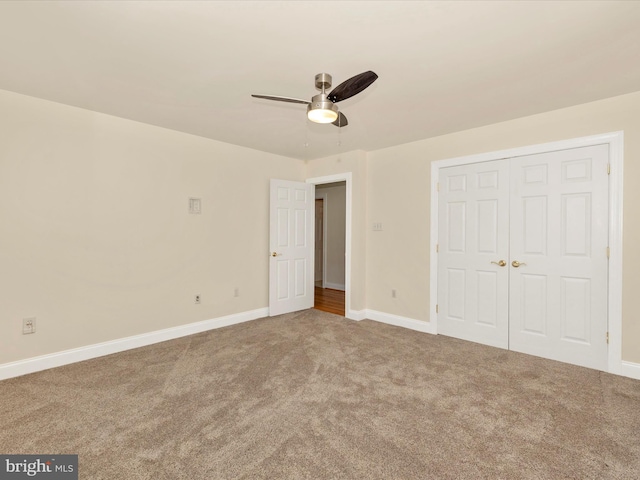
xmin=607 ymin=132 xmax=624 ymax=375
xmin=430 ymin=131 xmax=625 ymax=377
xmin=0 ymin=308 xmax=268 ymax=381
xmin=307 ymin=173 xmax=355 ymax=319
xmin=324 ymin=282 xmax=345 ymax=291
xmin=620 ymin=361 xmax=640 ymax=381
xmin=348 ymin=309 xmax=367 ymax=321
xmin=365 ymin=310 xmax=437 ymax=335
xmin=430 ymin=161 xmax=439 ymax=334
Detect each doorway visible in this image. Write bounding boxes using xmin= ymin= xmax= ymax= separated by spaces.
xmin=313 ymin=182 xmax=346 ymax=316
xmin=269 ymin=173 xmax=353 ymax=319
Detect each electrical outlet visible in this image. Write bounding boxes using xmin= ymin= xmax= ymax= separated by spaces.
xmin=234 ymin=287 xmax=239 ymax=297
xmin=392 ymin=289 xmax=397 ymax=298
xmin=194 ymin=295 xmax=201 ymax=304
xmin=373 ymin=222 xmax=383 ymax=231
xmin=23 ymin=317 xmax=36 ymax=334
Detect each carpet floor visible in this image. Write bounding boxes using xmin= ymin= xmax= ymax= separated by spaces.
xmin=1 ymin=309 xmax=639 ymax=479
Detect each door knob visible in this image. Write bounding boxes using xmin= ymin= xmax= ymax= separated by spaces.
xmin=490 ymin=260 xmax=507 ymax=267
xmin=271 ymin=252 xmax=281 ymax=257
xmin=511 ymin=260 xmax=527 ymax=268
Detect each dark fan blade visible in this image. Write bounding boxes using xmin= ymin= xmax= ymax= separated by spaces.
xmin=251 ymin=94 xmax=310 ymax=105
xmin=332 ymin=112 xmax=348 ymax=128
xmin=327 ymin=71 xmax=378 ymax=103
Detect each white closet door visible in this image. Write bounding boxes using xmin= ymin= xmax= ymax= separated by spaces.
xmin=437 ymin=160 xmax=510 ymax=349
xmin=509 ymin=145 xmax=609 ymax=370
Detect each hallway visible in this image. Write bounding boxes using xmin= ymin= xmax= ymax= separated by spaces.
xmin=314 ymin=287 xmax=345 ymax=316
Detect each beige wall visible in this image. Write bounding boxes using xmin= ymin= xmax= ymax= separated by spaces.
xmin=3 ymin=86 xmax=640 ymax=368
xmin=316 ymin=183 xmax=346 ymax=289
xmin=366 ymin=90 xmax=640 ymax=363
xmin=0 ymin=89 xmax=305 ymax=365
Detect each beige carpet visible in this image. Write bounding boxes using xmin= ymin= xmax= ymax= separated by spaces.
xmin=1 ymin=309 xmax=639 ymax=479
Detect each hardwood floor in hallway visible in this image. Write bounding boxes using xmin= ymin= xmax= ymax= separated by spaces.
xmin=314 ymin=287 xmax=345 ymax=316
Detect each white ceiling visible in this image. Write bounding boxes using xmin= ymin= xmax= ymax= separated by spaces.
xmin=1 ymin=1 xmax=639 ymax=160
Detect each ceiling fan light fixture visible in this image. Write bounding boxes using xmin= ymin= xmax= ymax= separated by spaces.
xmin=252 ymin=71 xmax=377 ymax=128
xmin=307 ymin=99 xmax=338 ymax=124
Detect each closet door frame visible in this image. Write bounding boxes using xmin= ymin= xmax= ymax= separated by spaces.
xmin=430 ymin=131 xmax=624 ymax=375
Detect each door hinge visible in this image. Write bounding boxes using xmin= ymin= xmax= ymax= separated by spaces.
xmin=606 ymin=246 xmax=610 ymax=259
xmin=606 ymin=331 xmax=609 ymax=344
xmin=436 ymin=243 xmax=439 ymax=253
xmin=436 ymin=182 xmax=440 ymax=192
xmin=435 ymin=304 xmax=439 ymax=314
xmin=607 ymin=164 xmax=611 ymax=175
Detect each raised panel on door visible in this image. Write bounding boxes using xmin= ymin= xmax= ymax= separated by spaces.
xmin=509 ymin=145 xmax=609 ymax=370
xmin=437 ymin=160 xmax=510 ymax=349
xmin=269 ymin=179 xmax=314 ymax=316
xmin=276 ymin=260 xmax=289 ymax=300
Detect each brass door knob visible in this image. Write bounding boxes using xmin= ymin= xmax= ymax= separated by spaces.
xmin=271 ymin=252 xmax=281 ymax=257
xmin=511 ymin=260 xmax=527 ymax=268
xmin=491 ymin=260 xmax=507 ymax=267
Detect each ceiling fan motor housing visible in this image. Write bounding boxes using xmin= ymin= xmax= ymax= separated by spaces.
xmin=314 ymin=73 xmax=332 ymax=91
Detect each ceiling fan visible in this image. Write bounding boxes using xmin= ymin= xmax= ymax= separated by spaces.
xmin=251 ymin=71 xmax=378 ymax=127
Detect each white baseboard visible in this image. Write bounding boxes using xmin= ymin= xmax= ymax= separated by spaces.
xmin=0 ymin=308 xmax=268 ymax=381
xmin=360 ymin=310 xmax=640 ymax=380
xmin=324 ymin=282 xmax=345 ymax=291
xmin=620 ymin=361 xmax=640 ymax=380
xmin=5 ymin=306 xmax=636 ymax=383
xmin=364 ymin=309 xmax=436 ymax=335
xmin=346 ymin=309 xmax=367 ymax=321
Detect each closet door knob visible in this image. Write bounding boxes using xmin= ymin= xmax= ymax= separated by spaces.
xmin=511 ymin=260 xmax=527 ymax=268
xmin=490 ymin=260 xmax=507 ymax=267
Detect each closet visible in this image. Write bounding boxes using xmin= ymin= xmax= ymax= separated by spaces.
xmin=437 ymin=144 xmax=609 ymax=370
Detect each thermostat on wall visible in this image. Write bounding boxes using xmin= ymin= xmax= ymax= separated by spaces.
xmin=189 ymin=197 xmax=202 ymax=214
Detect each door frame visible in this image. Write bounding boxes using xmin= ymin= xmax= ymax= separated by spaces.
xmin=430 ymin=131 xmax=624 ymax=375
xmin=307 ymin=173 xmax=352 ymax=318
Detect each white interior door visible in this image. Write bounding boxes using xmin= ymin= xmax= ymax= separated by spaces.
xmin=437 ymin=160 xmax=510 ymax=349
xmin=509 ymin=145 xmax=609 ymax=370
xmin=269 ymin=179 xmax=314 ymax=316
xmin=438 ymin=145 xmax=609 ymax=371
